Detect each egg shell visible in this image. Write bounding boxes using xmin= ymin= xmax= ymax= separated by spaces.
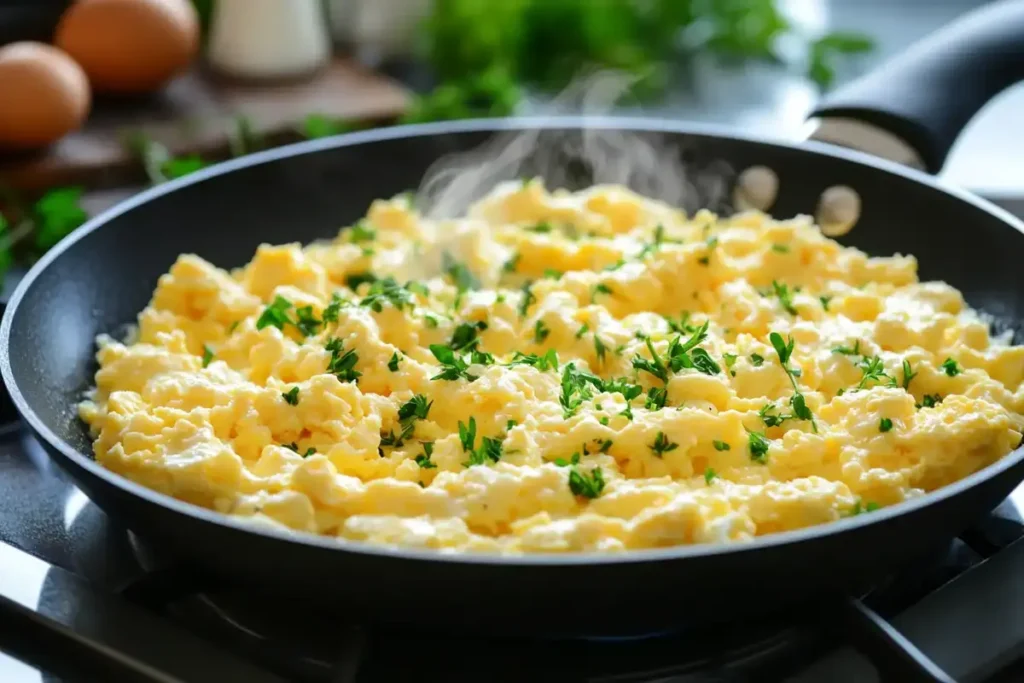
xmin=55 ymin=0 xmax=200 ymax=94
xmin=0 ymin=42 xmax=91 ymax=150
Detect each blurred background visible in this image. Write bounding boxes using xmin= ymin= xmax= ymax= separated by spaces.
xmin=0 ymin=0 xmax=1018 ymax=291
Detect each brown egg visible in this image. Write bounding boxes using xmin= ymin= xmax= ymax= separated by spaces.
xmin=55 ymin=0 xmax=200 ymax=94
xmin=0 ymin=42 xmax=91 ymax=150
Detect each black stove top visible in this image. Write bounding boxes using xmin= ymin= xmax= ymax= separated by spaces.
xmin=5 ymin=416 xmax=1024 ymax=683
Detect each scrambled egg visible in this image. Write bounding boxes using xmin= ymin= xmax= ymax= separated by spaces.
xmin=79 ymin=181 xmax=1024 ymax=553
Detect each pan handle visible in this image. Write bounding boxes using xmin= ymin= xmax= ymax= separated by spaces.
xmin=807 ymin=0 xmax=1024 ymax=173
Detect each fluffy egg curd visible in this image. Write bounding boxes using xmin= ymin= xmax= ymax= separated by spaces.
xmin=79 ymin=181 xmax=1024 ymax=554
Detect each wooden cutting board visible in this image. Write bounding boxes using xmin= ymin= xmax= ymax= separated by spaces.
xmin=0 ymin=58 xmax=411 ymax=193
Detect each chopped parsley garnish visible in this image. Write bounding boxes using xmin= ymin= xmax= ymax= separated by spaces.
xmin=575 ymin=323 xmax=590 ymax=339
xmin=518 ymin=282 xmax=536 ymax=317
xmin=771 ymin=243 xmax=790 ymax=253
xmin=345 ymin=272 xmax=377 ymax=291
xmin=568 ymin=466 xmax=605 ymax=499
xmin=856 ymin=355 xmax=891 ymax=390
xmin=294 ymin=305 xmax=322 ymax=336
xmin=559 ymin=362 xmax=602 ymax=418
xmin=415 ymin=442 xmax=436 ymax=469
xmin=507 ymin=420 xmax=518 ymax=430
xmin=819 ymin=295 xmax=832 ymax=311
xmin=398 ymin=394 xmax=432 ymax=423
xmin=304 ymin=448 xmax=316 ymax=457
xmin=599 ymin=416 xmax=610 ymax=425
xmin=457 ymin=417 xmax=503 ymax=467
xmin=450 ymin=320 xmax=487 ymax=351
xmin=649 ymin=431 xmax=678 ymax=458
xmin=424 ymin=314 xmax=440 ymax=328
xmin=772 ymin=280 xmax=798 ymax=315
xmin=591 ymin=283 xmax=613 ymax=301
xmin=282 ymin=386 xmax=300 ymax=405
xmin=256 ymin=295 xmax=293 ymax=331
xmin=750 ymin=353 xmax=765 ymax=367
xmin=604 ymin=377 xmax=643 ymax=402
xmin=325 ymin=338 xmax=361 ymax=382
xmin=759 ymin=402 xmax=792 ymax=428
xmin=458 ymin=417 xmax=477 ymax=453
xmin=359 ymin=276 xmax=415 ymax=313
xmin=769 ymin=332 xmax=816 ymax=431
xmin=941 ymin=357 xmax=962 ymax=377
xmin=850 ymin=500 xmax=882 ymax=516
xmin=430 ymin=344 xmax=477 ymax=382
xmin=528 ymin=221 xmax=553 ymax=233
xmin=598 ymin=439 xmax=613 ymax=453
xmin=533 ymin=320 xmax=550 ymax=344
xmin=388 ymin=352 xmax=402 ymax=372
xmin=704 ymin=467 xmax=717 ymax=484
xmin=503 ymin=251 xmax=521 ymax=273
xmin=664 ymin=312 xmax=699 ymax=335
xmin=442 ymin=252 xmax=480 ymax=293
xmin=833 ymin=341 xmax=861 ymax=356
xmin=321 ymin=293 xmax=346 ymax=323
xmin=723 ymin=353 xmax=738 ymax=377
xmin=543 ymin=268 xmax=563 ymax=280
xmin=202 ymin=345 xmax=214 ymax=368
xmin=879 ymin=417 xmax=893 ymax=433
xmin=645 ymin=386 xmax=668 ymax=411
xmin=508 ymin=349 xmax=559 ymax=371
xmin=748 ymin=430 xmax=771 ymax=463
xmin=633 ymin=321 xmax=716 ymax=383
xmin=901 ymin=359 xmax=917 ymax=390
xmin=713 ymin=440 xmax=731 ymax=451
xmin=349 ymin=222 xmax=376 ymax=242
xmin=919 ymin=394 xmax=942 ymax=409
xmin=593 ymin=335 xmax=608 ymax=364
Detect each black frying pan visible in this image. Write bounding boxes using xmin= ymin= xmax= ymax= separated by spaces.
xmin=3 ymin=0 xmax=1024 ymax=653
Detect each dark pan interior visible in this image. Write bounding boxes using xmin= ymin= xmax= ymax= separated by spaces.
xmin=4 ymin=119 xmax=1024 ymax=632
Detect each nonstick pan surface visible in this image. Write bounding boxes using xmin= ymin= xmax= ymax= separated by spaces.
xmin=3 ymin=115 xmax=1024 ymax=635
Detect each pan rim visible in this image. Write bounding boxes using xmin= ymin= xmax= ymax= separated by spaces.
xmin=3 ymin=115 xmax=1024 ymax=567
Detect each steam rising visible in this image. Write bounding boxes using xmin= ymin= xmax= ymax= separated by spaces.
xmin=416 ymin=71 xmax=734 ymax=220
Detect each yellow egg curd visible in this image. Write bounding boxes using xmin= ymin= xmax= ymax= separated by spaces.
xmin=79 ymin=181 xmax=1024 ymax=553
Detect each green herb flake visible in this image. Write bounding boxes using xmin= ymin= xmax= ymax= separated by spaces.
xmin=568 ymin=466 xmax=605 ymax=499
xmin=201 ymin=345 xmax=214 ymax=368
xmin=819 ymin=295 xmax=832 ymax=311
xmin=282 ymin=386 xmax=300 ymax=405
xmin=750 ymin=353 xmax=765 ymax=367
xmin=771 ymin=243 xmax=790 ymax=253
xmin=772 ymin=280 xmax=798 ymax=315
xmin=349 ymin=222 xmax=376 ymax=243
xmin=723 ymin=352 xmax=738 ymax=377
xmin=388 ymin=352 xmax=402 ymax=372
xmin=748 ymin=431 xmax=771 ymax=463
xmin=324 ymin=338 xmax=361 ymax=383
xmin=533 ymin=320 xmax=550 ymax=344
xmin=256 ymin=296 xmax=294 ymax=331
xmin=645 ymin=386 xmax=668 ymax=411
xmin=713 ymin=440 xmax=730 ymax=452
xmin=941 ymin=357 xmax=962 ymax=377
xmin=704 ymin=467 xmax=717 ymax=485
xmin=900 ymin=359 xmax=917 ymax=390
xmin=649 ymin=431 xmax=679 ymax=458
xmin=919 ymin=394 xmax=943 ymax=409
xmin=430 ymin=344 xmax=477 ymax=382
xmin=879 ymin=417 xmax=893 ymax=433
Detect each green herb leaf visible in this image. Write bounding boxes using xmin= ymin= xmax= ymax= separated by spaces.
xmin=704 ymin=467 xmax=717 ymax=484
xmin=256 ymin=296 xmax=294 ymax=331
xmin=772 ymin=280 xmax=798 ymax=315
xmin=568 ymin=466 xmax=604 ymax=499
xmin=322 ymin=293 xmax=346 ymax=323
xmin=750 ymin=353 xmax=765 ymax=367
xmin=713 ymin=440 xmax=730 ymax=451
xmin=748 ymin=430 xmax=771 ymax=463
xmin=388 ymin=352 xmax=402 ymax=372
xmin=201 ymin=344 xmax=214 ymax=368
xmin=901 ymin=359 xmax=917 ymax=390
xmin=919 ymin=393 xmax=942 ymax=409
xmin=533 ymin=319 xmax=550 ymax=344
xmin=879 ymin=417 xmax=893 ymax=433
xmin=430 ymin=344 xmax=477 ymax=382
xmin=282 ymin=386 xmax=300 ymax=405
xmin=819 ymin=295 xmax=832 ymax=311
xmin=649 ymin=431 xmax=678 ymax=458
xmin=645 ymin=386 xmax=668 ymax=411
xmin=941 ymin=357 xmax=962 ymax=377
xmin=325 ymin=338 xmax=361 ymax=383
xmin=33 ymin=187 xmax=88 ymax=251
